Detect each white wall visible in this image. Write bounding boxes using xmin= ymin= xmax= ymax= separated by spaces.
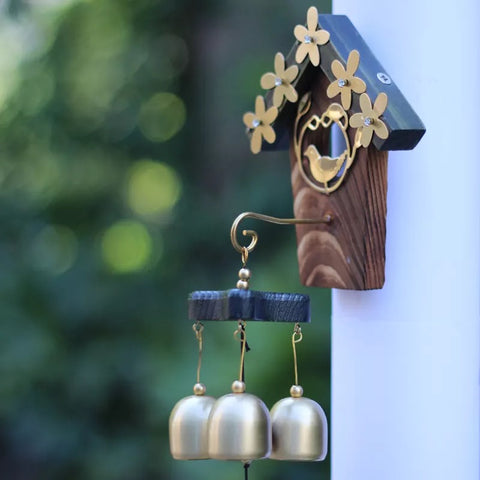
xmin=331 ymin=1 xmax=480 ymax=479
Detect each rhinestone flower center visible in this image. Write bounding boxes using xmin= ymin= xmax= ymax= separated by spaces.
xmin=363 ymin=117 xmax=373 ymax=127
xmin=338 ymin=78 xmax=348 ymax=88
xmin=252 ymin=119 xmax=261 ymax=128
xmin=274 ymin=77 xmax=283 ymax=87
xmin=304 ymin=35 xmax=312 ymax=44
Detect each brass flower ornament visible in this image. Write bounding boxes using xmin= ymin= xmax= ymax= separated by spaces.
xmin=326 ymin=50 xmax=366 ymax=110
xmin=294 ymin=6 xmax=330 ymax=67
xmin=260 ymin=52 xmax=299 ymax=108
xmin=349 ymin=92 xmax=389 ymax=147
xmin=243 ymin=96 xmax=278 ymax=154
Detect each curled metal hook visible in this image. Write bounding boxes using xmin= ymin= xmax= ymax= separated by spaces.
xmin=230 ymin=211 xmax=332 ymax=255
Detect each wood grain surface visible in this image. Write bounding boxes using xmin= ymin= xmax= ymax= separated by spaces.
xmin=290 ymin=73 xmax=388 ymax=290
xmin=188 ymin=289 xmax=311 ymax=323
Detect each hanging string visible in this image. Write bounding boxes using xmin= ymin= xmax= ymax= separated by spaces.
xmin=234 ymin=320 xmax=250 ymax=382
xmin=243 ymin=461 xmax=250 ymax=480
xmin=192 ymin=322 xmax=204 ymax=384
xmin=292 ymin=323 xmax=303 ymax=385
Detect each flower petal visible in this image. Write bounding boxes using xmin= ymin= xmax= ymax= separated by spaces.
xmin=284 ymin=65 xmax=299 ymax=83
xmin=255 ymin=95 xmax=266 ymax=116
xmin=314 ymin=29 xmax=330 ymax=46
xmin=373 ymin=119 xmax=389 ymax=139
xmin=361 ymin=127 xmax=373 ymax=148
xmin=341 ymin=88 xmax=352 ymax=110
xmin=274 ymin=52 xmax=285 ymax=75
xmin=307 ymin=6 xmax=319 ymax=32
xmin=349 ymin=76 xmax=366 ymax=94
xmin=260 ymin=72 xmax=277 ymax=90
xmin=331 ymin=59 xmax=346 ymax=79
xmin=261 ymin=105 xmax=278 ymax=125
xmin=295 ymin=43 xmax=309 ymax=64
xmin=359 ymin=93 xmax=372 ymax=115
xmin=262 ymin=125 xmax=276 ymax=144
xmin=284 ymin=84 xmax=298 ymax=103
xmin=349 ymin=112 xmax=364 ymax=129
xmin=294 ymin=25 xmax=308 ymax=43
xmin=243 ymin=112 xmax=256 ymax=129
xmin=346 ymin=49 xmax=360 ymax=75
xmin=326 ymin=81 xmax=341 ymax=99
xmin=308 ymin=44 xmax=320 ymax=66
xmin=373 ymin=92 xmax=388 ymax=116
xmin=250 ymin=129 xmax=262 ymax=154
xmin=273 ymin=87 xmax=284 ymax=108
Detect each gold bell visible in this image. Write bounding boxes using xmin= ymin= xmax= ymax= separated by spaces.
xmin=169 ymin=382 xmax=216 ymax=459
xmin=169 ymin=323 xmax=215 ymax=460
xmin=270 ymin=385 xmax=328 ymax=461
xmin=270 ymin=323 xmax=328 ymax=461
xmin=208 ymin=380 xmax=272 ymax=461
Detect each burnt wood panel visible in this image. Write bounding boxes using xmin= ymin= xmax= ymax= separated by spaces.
xmin=189 ymin=289 xmax=311 ymax=323
xmin=290 ymin=73 xmax=388 ymax=290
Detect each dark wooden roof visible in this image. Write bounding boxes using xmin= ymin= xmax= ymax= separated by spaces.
xmin=263 ymin=14 xmax=425 ymax=152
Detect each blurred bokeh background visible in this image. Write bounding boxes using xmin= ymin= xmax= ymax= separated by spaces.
xmin=0 ymin=0 xmax=331 ymax=479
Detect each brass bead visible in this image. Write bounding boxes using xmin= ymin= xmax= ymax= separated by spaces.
xmin=290 ymin=385 xmax=304 ymax=398
xmin=231 ymin=380 xmax=246 ymax=393
xmin=236 ymin=280 xmax=249 ymax=290
xmin=193 ymin=383 xmax=206 ymax=396
xmin=238 ymin=268 xmax=251 ymax=280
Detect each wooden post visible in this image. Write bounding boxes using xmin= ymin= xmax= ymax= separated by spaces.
xmin=331 ymin=1 xmax=480 ymax=479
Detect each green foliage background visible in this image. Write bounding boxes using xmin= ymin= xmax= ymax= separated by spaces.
xmin=0 ymin=0 xmax=331 ymax=479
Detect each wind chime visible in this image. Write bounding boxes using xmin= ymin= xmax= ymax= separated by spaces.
xmin=169 ymin=3 xmax=424 ymax=478
xmin=170 ymin=212 xmax=330 ymax=478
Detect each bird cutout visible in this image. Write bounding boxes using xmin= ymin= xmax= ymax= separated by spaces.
xmin=294 ymin=100 xmax=352 ymax=194
xmin=304 ymin=145 xmax=347 ymax=190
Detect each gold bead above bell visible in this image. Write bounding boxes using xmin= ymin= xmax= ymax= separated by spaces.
xmin=270 ymin=385 xmax=328 ymax=461
xmin=208 ymin=381 xmax=272 ymax=461
xmin=169 ymin=383 xmax=216 ymax=460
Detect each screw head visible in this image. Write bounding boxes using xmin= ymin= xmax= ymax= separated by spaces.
xmin=377 ymin=72 xmax=392 ymax=85
xmin=363 ymin=117 xmax=373 ymax=127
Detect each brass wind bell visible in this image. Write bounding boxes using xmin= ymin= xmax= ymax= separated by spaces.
xmin=169 ymin=211 xmax=330 ymax=478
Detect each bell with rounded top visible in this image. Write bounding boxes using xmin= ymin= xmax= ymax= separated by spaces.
xmin=270 ymin=384 xmax=328 ymax=461
xmin=208 ymin=380 xmax=272 ymax=461
xmin=169 ymin=382 xmax=216 ymax=460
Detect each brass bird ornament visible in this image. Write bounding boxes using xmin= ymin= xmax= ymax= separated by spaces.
xmin=304 ymin=145 xmax=347 ymax=190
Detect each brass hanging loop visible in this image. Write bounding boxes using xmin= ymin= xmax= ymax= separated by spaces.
xmin=230 ymin=211 xmax=332 ymax=257
xmin=292 ymin=323 xmax=303 ymax=387
xmin=192 ymin=322 xmax=204 ymax=386
xmin=241 ymin=246 xmax=249 ymax=267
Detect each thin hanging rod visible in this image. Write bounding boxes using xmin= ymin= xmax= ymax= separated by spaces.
xmin=230 ymin=211 xmax=333 ymax=255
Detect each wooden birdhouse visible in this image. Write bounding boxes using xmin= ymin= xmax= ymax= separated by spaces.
xmin=242 ymin=9 xmax=425 ymax=290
